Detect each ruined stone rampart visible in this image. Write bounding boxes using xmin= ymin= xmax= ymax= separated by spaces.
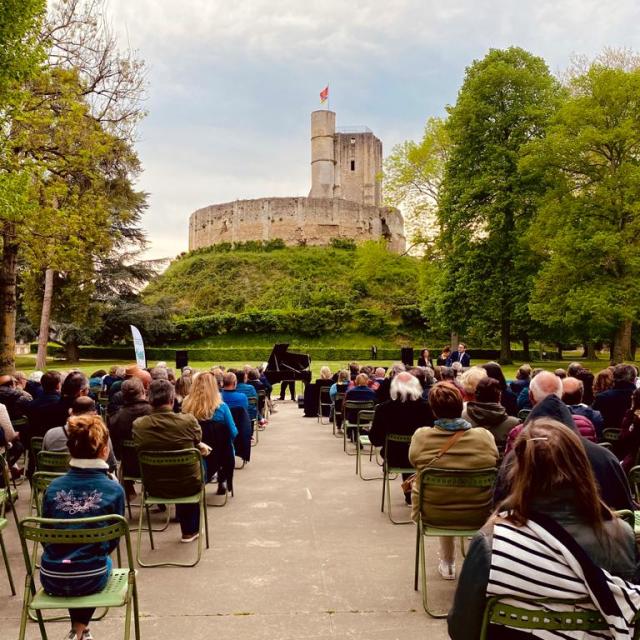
xmin=189 ymin=197 xmax=406 ymax=253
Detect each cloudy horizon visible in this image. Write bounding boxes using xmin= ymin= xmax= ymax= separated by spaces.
xmin=105 ymin=0 xmax=640 ymax=260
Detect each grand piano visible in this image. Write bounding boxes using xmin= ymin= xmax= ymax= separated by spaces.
xmin=264 ymin=343 xmax=312 ymax=386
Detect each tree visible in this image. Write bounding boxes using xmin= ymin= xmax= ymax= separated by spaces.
xmin=0 ymin=0 xmax=146 ymax=371
xmin=434 ymin=47 xmax=560 ymax=363
xmin=523 ymin=63 xmax=640 ymax=363
xmin=384 ymin=117 xmax=449 ymax=250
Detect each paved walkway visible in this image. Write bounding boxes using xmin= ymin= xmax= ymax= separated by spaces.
xmin=0 ymin=401 xmax=455 ymax=639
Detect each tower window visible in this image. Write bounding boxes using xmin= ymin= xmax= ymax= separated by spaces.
xmin=350 ymin=160 xmax=355 ymax=171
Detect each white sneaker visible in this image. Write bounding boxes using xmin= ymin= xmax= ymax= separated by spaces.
xmin=438 ymin=560 xmax=456 ymax=580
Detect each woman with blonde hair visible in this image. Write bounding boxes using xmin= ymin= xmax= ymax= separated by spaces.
xmin=41 ymin=415 xmax=125 ymax=640
xmin=182 ymin=372 xmax=237 ymax=494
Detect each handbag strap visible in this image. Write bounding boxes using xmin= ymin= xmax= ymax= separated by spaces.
xmin=425 ymin=429 xmax=466 ymax=468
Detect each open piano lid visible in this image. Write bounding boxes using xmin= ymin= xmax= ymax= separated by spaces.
xmin=266 ymin=343 xmax=311 ymax=372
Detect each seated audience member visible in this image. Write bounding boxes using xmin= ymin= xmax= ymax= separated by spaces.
xmin=376 ymin=363 xmax=405 ymax=404
xmin=369 ymin=372 xmax=433 ymax=503
xmin=566 ymin=361 xmax=583 ymax=378
xmin=182 ymin=372 xmax=237 ymax=493
xmin=108 ymin=377 xmax=151 ymax=460
xmin=174 ymin=375 xmax=192 ymax=412
xmin=348 ymin=362 xmax=360 ymax=381
xmin=373 ymin=367 xmax=386 ymax=386
xmin=211 ymin=367 xmax=224 ymax=390
xmin=409 ymin=382 xmax=499 ymax=580
xmin=509 ymin=363 xmax=531 ymax=398
xmin=593 ymin=363 xmax=637 ymax=430
xmin=436 ymin=346 xmax=451 ymax=367
xmin=495 ymin=371 xmax=634 ymax=512
xmin=106 ymin=366 xmax=126 ymax=399
xmin=24 ymin=371 xmax=64 ymax=462
xmin=247 ymin=368 xmax=268 ymax=421
xmin=615 ymin=387 xmax=640 ymax=472
xmin=221 ymin=372 xmax=250 ymax=412
xmin=43 ymin=397 xmax=117 ymax=472
xmin=102 ymin=366 xmax=121 ymax=392
xmin=88 ymin=370 xmax=106 ymax=393
xmin=562 ymin=376 xmax=604 ymax=440
xmin=481 ymin=362 xmax=518 ymax=416
xmin=0 ymin=373 xmax=32 ymax=420
xmin=133 ymin=379 xmax=207 ymax=543
xmin=54 ymin=371 xmax=91 ymax=426
xmin=593 ymin=368 xmax=614 ymax=398
xmin=257 ymin=365 xmax=272 ymax=399
xmin=41 ymin=414 xmax=125 ymax=640
xmin=448 ymin=419 xmax=639 ymax=640
xmin=458 ymin=366 xmax=487 ymax=402
xmin=449 ymin=343 xmax=471 ymax=367
xmin=232 ymin=369 xmax=259 ymax=421
xmin=451 ymin=362 xmax=464 ymax=379
xmin=517 ymin=367 xmax=543 ymax=411
xmin=439 ymin=366 xmax=456 ymax=383
xmin=343 ymin=373 xmax=377 ymax=437
xmin=330 ymin=370 xmax=350 ymax=402
xmin=107 ymin=365 xmax=152 ymax=417
xmin=574 ymin=367 xmax=595 ymax=406
xmin=408 ymin=367 xmax=431 ymax=400
xmin=0 ymin=402 xmax=23 ymax=476
xmin=26 ymin=371 xmax=44 ymax=399
xmin=554 ymin=368 xmax=567 ymax=379
xmin=463 ymin=377 xmax=520 ymax=451
xmin=417 ymin=348 xmax=433 ymax=368
xmin=316 ymin=366 xmax=333 ymax=385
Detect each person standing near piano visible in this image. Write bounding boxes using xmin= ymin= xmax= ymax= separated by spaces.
xmin=279 ymin=380 xmax=295 ymax=401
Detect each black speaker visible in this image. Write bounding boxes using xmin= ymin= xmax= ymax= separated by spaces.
xmin=176 ymin=350 xmax=189 ymax=370
xmin=401 ymin=347 xmax=414 ymax=367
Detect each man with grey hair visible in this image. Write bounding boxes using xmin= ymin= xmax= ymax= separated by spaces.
xmin=370 ymin=372 xmax=434 ymax=505
xmin=150 ymin=367 xmax=169 ymax=381
xmin=528 ymin=370 xmax=563 ymax=406
xmin=133 ymin=379 xmax=207 ymax=543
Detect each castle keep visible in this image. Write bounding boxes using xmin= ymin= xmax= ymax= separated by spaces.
xmin=188 ymin=110 xmax=406 ymax=253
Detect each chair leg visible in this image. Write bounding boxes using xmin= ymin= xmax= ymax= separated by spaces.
xmin=419 ymin=530 xmax=449 ymax=618
xmin=202 ymin=495 xmax=210 ymax=549
xmin=414 ymin=524 xmax=420 ymax=591
xmin=133 ymin=583 xmax=141 ymax=640
xmin=0 ymin=530 xmax=15 ymax=595
xmin=386 ymin=471 xmax=411 ymax=525
xmin=381 ymin=466 xmax=387 ymax=512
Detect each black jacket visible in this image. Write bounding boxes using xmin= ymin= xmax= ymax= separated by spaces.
xmin=593 ymin=381 xmax=636 ymax=430
xmin=493 ymin=395 xmax=634 ymax=512
xmin=108 ymin=399 xmax=152 ymax=459
xmin=369 ymin=398 xmax=433 ymax=467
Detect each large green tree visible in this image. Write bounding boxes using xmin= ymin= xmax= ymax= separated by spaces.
xmin=435 ymin=47 xmax=560 ymax=362
xmin=524 ymin=64 xmax=640 ymax=363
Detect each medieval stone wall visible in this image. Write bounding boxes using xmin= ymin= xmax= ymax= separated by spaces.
xmin=189 ymin=197 xmax=406 ymax=253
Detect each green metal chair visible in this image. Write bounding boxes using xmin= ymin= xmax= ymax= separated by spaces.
xmin=257 ymin=389 xmax=269 ymax=421
xmin=628 ymin=466 xmax=640 ymax=503
xmin=29 ymin=436 xmax=44 ymax=474
xmin=380 ymin=434 xmax=414 ymax=524
xmin=318 ymin=386 xmax=332 ymax=425
xmin=248 ymin=396 xmax=260 ymax=445
xmin=479 ymin=596 xmax=611 ymax=640
xmin=354 ymin=410 xmax=382 ymax=480
xmin=332 ymin=392 xmax=346 ymax=438
xmin=342 ymin=400 xmax=375 ymax=454
xmin=18 ymin=514 xmax=140 ymax=640
xmin=414 ymin=466 xmax=498 ymax=617
xmin=0 ymin=452 xmax=18 ymax=595
xmin=118 ymin=440 xmax=170 ymax=532
xmin=136 ymin=448 xmax=210 ymax=568
xmin=517 ymin=409 xmax=531 ymax=422
xmin=36 ymin=450 xmax=71 ymax=473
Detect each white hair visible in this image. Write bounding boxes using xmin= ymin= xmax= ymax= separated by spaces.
xmin=390 ymin=373 xmax=423 ymax=402
xmin=459 ymin=366 xmax=488 ymax=395
xmin=529 ymin=371 xmax=563 ymax=404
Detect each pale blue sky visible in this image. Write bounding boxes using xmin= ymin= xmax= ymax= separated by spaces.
xmin=107 ymin=0 xmax=640 ymax=259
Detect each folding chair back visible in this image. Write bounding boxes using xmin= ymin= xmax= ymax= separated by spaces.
xmin=602 ymin=428 xmax=621 ymax=444
xmin=381 ymin=433 xmax=415 ymax=524
xmin=0 ymin=453 xmax=16 ymax=594
xmin=36 ymin=450 xmax=70 ymax=473
xmin=17 ymin=514 xmax=139 ymax=640
xmin=479 ymin=596 xmax=609 ymax=640
xmin=333 ymin=391 xmax=346 ymax=437
xmin=343 ymin=400 xmax=375 ymax=453
xmin=29 ymin=471 xmax=65 ymax=516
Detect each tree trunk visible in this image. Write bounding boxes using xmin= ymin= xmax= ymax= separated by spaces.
xmin=450 ymin=331 xmax=459 ymax=353
xmin=64 ymin=340 xmax=80 ymax=363
xmin=612 ymin=319 xmax=633 ymax=364
xmin=556 ymin=343 xmax=563 ymax=360
xmin=522 ymin=333 xmax=530 ymax=361
xmin=585 ymin=341 xmax=597 ymax=360
xmin=499 ymin=312 xmax=512 ymax=364
xmin=0 ymin=223 xmax=19 ymax=373
xmin=36 ymin=268 xmax=54 ymax=370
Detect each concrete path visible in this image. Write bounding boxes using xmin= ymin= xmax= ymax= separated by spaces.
xmin=0 ymin=401 xmax=455 ymax=639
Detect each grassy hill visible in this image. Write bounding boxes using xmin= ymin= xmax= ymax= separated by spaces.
xmin=143 ymin=241 xmax=427 ymax=341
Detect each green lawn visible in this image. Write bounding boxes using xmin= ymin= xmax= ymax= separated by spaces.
xmin=14 ymin=354 xmax=622 ymax=382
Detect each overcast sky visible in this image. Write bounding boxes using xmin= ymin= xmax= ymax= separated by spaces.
xmin=106 ymin=0 xmax=640 ymax=259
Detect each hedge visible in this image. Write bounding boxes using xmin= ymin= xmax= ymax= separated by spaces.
xmin=42 ymin=344 xmax=549 ymax=364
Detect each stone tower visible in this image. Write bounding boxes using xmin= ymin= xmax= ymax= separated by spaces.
xmin=309 ymin=110 xmax=382 ymax=206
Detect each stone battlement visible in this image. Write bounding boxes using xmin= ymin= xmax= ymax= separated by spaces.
xmin=189 ymin=196 xmax=406 ymax=253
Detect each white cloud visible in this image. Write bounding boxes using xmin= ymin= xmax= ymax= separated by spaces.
xmin=99 ymin=0 xmax=640 ymax=259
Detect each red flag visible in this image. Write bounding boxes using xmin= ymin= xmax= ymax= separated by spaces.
xmin=320 ymin=85 xmax=329 ymax=103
